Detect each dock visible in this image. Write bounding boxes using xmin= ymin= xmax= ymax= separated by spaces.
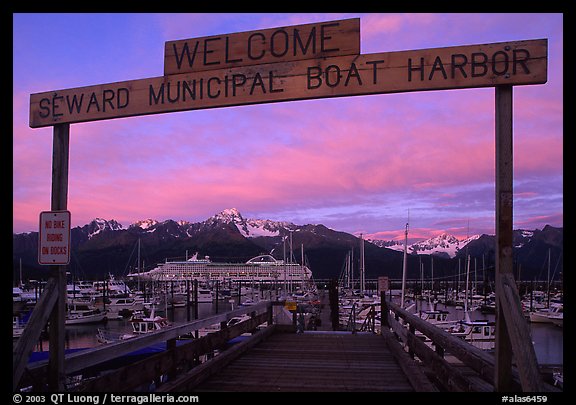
xmin=188 ymin=332 xmax=416 ymax=392
xmin=14 ymin=298 xmax=561 ymax=392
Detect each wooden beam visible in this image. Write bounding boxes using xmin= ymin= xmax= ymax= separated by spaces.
xmin=12 ymin=278 xmax=58 ymax=390
xmin=500 ymin=272 xmax=544 ymax=391
xmin=47 ymin=123 xmax=70 ymax=391
xmin=26 ymin=301 xmax=271 ymax=376
xmin=495 ymin=84 xmax=515 ymax=391
xmin=80 ymin=312 xmax=271 ymax=392
xmin=381 ymin=328 xmax=438 ymax=392
xmin=12 ymin=124 xmax=70 ymax=391
xmin=494 ymin=86 xmax=542 ymax=392
xmin=164 ymin=18 xmax=360 ymax=75
xmin=387 ymin=301 xmax=521 ymax=390
xmin=30 ymin=39 xmax=548 ymax=128
xmin=157 ymin=324 xmax=276 ymax=392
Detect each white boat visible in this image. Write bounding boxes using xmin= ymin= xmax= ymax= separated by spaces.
xmin=67 ymin=281 xmax=98 ymax=301
xmin=66 ymin=303 xmax=107 ymax=325
xmin=128 ymin=253 xmax=313 ymax=287
xmin=548 ymin=312 xmax=563 ymax=328
xmin=13 ymin=315 xmax=26 ymax=338
xmin=553 ymin=371 xmax=563 ymax=389
xmin=418 ymin=308 xmax=457 ymax=331
xmin=96 ymin=309 xmax=170 ymax=343
xmin=93 ymin=275 xmax=132 ymax=298
xmin=529 ymin=303 xmax=563 ymax=324
xmin=447 ymin=319 xmax=495 ymax=350
xmin=545 ymin=303 xmax=563 ymax=327
xmin=193 ymin=314 xmax=254 ymax=338
xmin=197 ymin=288 xmax=213 ymax=303
xmin=105 ymin=296 xmax=145 ymax=317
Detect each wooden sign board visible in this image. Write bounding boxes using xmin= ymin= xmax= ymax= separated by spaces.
xmin=164 ymin=18 xmax=360 ymax=75
xmin=284 ymin=301 xmax=297 ymax=311
xmin=38 ymin=210 xmax=71 ymax=265
xmin=378 ymin=276 xmax=390 ymax=294
xmin=29 ymin=39 xmax=547 ymax=128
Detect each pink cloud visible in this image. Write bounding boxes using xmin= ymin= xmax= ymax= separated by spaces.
xmin=13 ymin=14 xmax=563 ymax=237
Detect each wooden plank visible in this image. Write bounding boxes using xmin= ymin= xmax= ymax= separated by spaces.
xmin=387 ymin=301 xmax=516 ymax=388
xmin=187 ymin=332 xmax=415 ymax=392
xmin=500 ymin=272 xmax=544 ymax=391
xmin=81 ymin=311 xmax=270 ymax=391
xmin=388 ymin=313 xmax=472 ymax=391
xmin=26 ymin=301 xmax=271 ymax=376
xmin=381 ymin=328 xmax=438 ymax=391
xmin=405 ymin=331 xmax=489 ymax=392
xmin=12 ymin=278 xmax=59 ymax=390
xmin=164 ymin=18 xmax=360 ymax=75
xmin=385 ymin=301 xmax=536 ymax=391
xmin=157 ymin=325 xmax=276 ymax=392
xmin=30 ymin=39 xmax=547 ymax=128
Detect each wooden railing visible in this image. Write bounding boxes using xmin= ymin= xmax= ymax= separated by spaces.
xmin=18 ymin=301 xmax=274 ymax=391
xmin=383 ymin=300 xmax=558 ymax=392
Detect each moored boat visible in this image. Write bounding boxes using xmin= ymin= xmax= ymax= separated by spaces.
xmin=529 ymin=303 xmax=563 ymax=324
xmin=97 ymin=309 xmax=170 ymax=343
xmin=66 ymin=303 xmax=107 ymax=325
xmin=447 ymin=319 xmax=495 ymax=350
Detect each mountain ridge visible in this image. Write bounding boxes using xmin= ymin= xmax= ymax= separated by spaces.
xmin=13 ymin=208 xmax=563 ymax=282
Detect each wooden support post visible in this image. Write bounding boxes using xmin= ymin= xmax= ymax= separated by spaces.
xmin=381 ymin=291 xmax=389 ymax=328
xmin=408 ymin=323 xmax=416 ymax=359
xmin=48 ymin=123 xmax=70 ymax=390
xmin=186 ymin=280 xmax=190 ymax=322
xmin=12 ymin=278 xmax=59 ymax=390
xmin=193 ymin=280 xmax=199 ymax=340
xmin=267 ymin=302 xmax=274 ymax=327
xmin=495 ymin=85 xmax=514 ymax=392
xmin=494 ymin=86 xmax=542 ymax=392
xmin=215 ymin=280 xmax=219 ymax=314
xmin=167 ymin=338 xmax=177 ymax=381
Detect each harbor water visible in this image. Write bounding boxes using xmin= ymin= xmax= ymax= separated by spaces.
xmin=30 ymin=297 xmax=562 ymax=367
xmin=408 ymin=298 xmax=563 ymax=366
xmin=32 ymin=301 xmax=234 ymax=352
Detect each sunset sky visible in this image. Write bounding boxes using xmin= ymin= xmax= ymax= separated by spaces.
xmin=12 ymin=13 xmax=563 ymax=241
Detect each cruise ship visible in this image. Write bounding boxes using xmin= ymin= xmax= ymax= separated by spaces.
xmin=128 ymin=253 xmax=313 ymax=286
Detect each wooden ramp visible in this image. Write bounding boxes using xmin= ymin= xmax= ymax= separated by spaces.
xmin=192 ymin=332 xmax=417 ymax=392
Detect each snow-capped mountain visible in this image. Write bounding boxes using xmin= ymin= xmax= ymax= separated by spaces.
xmin=84 ymin=218 xmax=124 ymax=239
xmin=129 ymin=219 xmax=158 ymax=231
xmin=370 ymin=233 xmax=481 ymax=258
xmin=12 ymin=208 xmax=562 ymax=282
xmin=205 ymin=208 xmax=296 ymax=238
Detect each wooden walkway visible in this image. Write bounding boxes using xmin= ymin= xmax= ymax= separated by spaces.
xmin=191 ymin=332 xmax=417 ymax=392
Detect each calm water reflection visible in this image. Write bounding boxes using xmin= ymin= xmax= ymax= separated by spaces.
xmin=34 ymin=299 xmax=563 ymax=366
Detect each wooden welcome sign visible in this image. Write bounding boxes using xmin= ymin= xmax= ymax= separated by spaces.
xmin=29 ymin=18 xmax=547 ymax=128
xmin=21 ymin=17 xmax=551 ymax=392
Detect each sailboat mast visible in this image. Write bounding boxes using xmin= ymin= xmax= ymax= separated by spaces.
xmin=19 ymin=258 xmax=23 ymax=288
xmin=547 ymin=248 xmax=551 ymax=308
xmin=359 ymin=234 xmax=365 ymax=295
xmin=350 ymin=247 xmax=354 ymax=290
xmin=401 ymin=221 xmax=409 ymax=308
xmin=137 ymin=238 xmax=141 ymax=291
xmin=465 ymin=254 xmax=471 ymax=314
xmin=431 ymin=255 xmax=434 ymax=296
xmin=346 ymin=251 xmax=351 ymax=289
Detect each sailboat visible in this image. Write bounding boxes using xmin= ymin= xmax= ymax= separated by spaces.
xmin=400 ymin=221 xmax=409 ymax=308
xmin=528 ymin=249 xmax=560 ymax=323
xmin=447 ymin=253 xmax=495 ymax=350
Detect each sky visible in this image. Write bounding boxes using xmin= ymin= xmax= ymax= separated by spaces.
xmin=12 ymin=13 xmax=563 ymax=241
